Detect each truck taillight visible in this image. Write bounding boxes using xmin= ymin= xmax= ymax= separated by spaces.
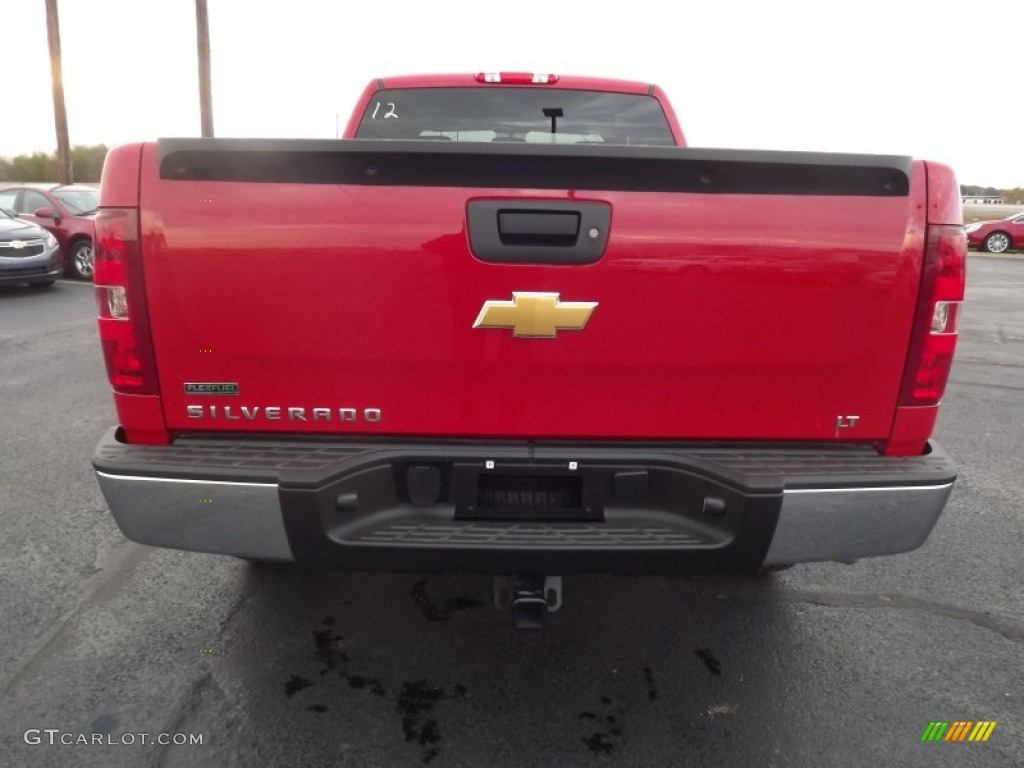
xmin=898 ymin=225 xmax=966 ymax=406
xmin=94 ymin=208 xmax=160 ymax=395
xmin=475 ymin=72 xmax=559 ymax=84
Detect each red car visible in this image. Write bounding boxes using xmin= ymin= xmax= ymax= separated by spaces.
xmin=0 ymin=184 xmax=98 ymax=279
xmin=964 ymin=211 xmax=1024 ymax=253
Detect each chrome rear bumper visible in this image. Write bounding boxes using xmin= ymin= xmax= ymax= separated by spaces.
xmin=95 ymin=472 xmax=291 ymax=561
xmin=764 ymin=483 xmax=953 ymax=565
xmin=93 ymin=429 xmax=956 ymax=571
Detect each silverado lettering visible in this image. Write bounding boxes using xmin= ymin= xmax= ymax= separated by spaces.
xmin=185 ymin=405 xmax=382 ymax=422
xmin=92 ymin=73 xmax=963 ymax=628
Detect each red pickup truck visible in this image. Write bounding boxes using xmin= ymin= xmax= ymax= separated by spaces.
xmin=92 ymin=73 xmax=964 ymax=624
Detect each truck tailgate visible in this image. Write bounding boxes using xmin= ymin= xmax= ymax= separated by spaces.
xmin=140 ymin=140 xmax=924 ymax=441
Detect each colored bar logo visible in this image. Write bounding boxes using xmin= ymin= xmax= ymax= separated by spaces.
xmin=921 ymin=721 xmax=997 ymax=742
xmin=184 ymin=382 xmax=239 ymax=396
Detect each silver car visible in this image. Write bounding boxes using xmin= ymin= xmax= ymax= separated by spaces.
xmin=0 ymin=207 xmax=62 ymax=287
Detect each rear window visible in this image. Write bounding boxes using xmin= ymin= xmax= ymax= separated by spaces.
xmin=52 ymin=188 xmax=98 ymax=215
xmin=355 ymin=87 xmax=675 ymax=146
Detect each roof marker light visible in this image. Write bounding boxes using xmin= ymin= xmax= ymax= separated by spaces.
xmin=475 ymin=72 xmax=559 ymax=85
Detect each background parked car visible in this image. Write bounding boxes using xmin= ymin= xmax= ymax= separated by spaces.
xmin=964 ymin=211 xmax=1024 ymax=254
xmin=0 ymin=207 xmax=62 ymax=288
xmin=0 ymin=184 xmax=98 ymax=279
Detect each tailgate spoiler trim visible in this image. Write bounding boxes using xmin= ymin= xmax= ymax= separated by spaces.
xmin=157 ymin=138 xmax=911 ymax=196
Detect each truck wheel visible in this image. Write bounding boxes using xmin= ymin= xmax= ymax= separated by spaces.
xmin=70 ymin=239 xmax=95 ymax=280
xmin=983 ymin=232 xmax=1011 ymax=254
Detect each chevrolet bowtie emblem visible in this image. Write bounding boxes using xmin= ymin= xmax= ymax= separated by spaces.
xmin=473 ymin=292 xmax=598 ymax=338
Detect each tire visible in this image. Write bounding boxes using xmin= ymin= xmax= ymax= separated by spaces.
xmin=983 ymin=231 xmax=1011 ymax=254
xmin=70 ymin=239 xmax=94 ymax=280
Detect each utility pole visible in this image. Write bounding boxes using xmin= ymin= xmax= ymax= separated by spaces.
xmin=195 ymin=0 xmax=214 ymax=137
xmin=45 ymin=0 xmax=73 ymax=184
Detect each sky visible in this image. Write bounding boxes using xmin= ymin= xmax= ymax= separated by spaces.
xmin=6 ymin=0 xmax=1023 ymax=187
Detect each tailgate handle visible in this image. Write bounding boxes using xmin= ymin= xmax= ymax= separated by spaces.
xmin=468 ymin=200 xmax=611 ymax=265
xmin=498 ymin=211 xmax=579 ymax=246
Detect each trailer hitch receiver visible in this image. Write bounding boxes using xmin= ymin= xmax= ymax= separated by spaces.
xmin=493 ymin=575 xmax=563 ymax=630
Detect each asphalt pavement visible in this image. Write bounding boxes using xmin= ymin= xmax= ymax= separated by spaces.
xmin=0 ymin=259 xmax=1021 ymax=767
